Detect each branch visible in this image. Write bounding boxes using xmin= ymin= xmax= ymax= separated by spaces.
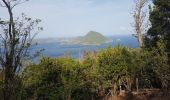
xmin=0 ymin=1 xmax=6 ymax=7
xmin=11 ymin=0 xmax=28 ymax=9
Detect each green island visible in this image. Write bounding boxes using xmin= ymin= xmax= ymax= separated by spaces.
xmin=74 ymin=31 xmax=112 ymax=45
xmin=0 ymin=0 xmax=170 ymax=100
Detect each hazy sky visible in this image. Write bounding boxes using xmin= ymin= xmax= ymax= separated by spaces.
xmin=0 ymin=0 xmax=135 ymax=38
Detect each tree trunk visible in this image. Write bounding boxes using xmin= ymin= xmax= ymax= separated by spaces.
xmin=138 ymin=32 xmax=144 ymax=47
xmin=136 ymin=78 xmax=139 ymax=92
xmin=4 ymin=67 xmax=15 ymax=100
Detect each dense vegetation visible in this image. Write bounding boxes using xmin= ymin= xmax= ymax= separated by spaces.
xmin=1 ymin=44 xmax=169 ymax=100
xmin=0 ymin=0 xmax=170 ymax=100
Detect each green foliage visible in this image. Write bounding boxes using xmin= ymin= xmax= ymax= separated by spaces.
xmin=20 ymin=45 xmax=170 ymax=99
xmin=137 ymin=40 xmax=170 ymax=89
xmin=147 ymin=0 xmax=170 ymax=45
xmin=150 ymin=40 xmax=170 ymax=90
xmin=0 ymin=73 xmax=23 ymax=100
xmin=145 ymin=2 xmax=170 ymax=88
xmin=22 ymin=57 xmax=80 ymax=100
xmin=146 ymin=0 xmax=170 ymax=64
xmin=73 ymin=52 xmax=100 ymax=99
xmin=98 ymin=46 xmax=129 ymax=87
xmin=76 ymin=31 xmax=111 ymax=45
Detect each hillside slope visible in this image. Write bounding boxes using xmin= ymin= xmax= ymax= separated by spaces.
xmin=75 ymin=31 xmax=112 ymax=45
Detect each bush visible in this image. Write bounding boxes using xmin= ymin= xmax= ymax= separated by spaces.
xmin=21 ymin=45 xmax=170 ymax=99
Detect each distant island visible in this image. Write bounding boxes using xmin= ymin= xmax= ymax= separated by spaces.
xmin=71 ymin=31 xmax=113 ymax=45
xmin=35 ymin=31 xmax=113 ymax=45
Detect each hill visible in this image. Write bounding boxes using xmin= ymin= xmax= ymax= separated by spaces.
xmin=33 ymin=31 xmax=113 ymax=45
xmin=75 ymin=31 xmax=112 ymax=45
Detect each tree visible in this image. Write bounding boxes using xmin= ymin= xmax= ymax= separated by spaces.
xmin=145 ymin=0 xmax=170 ymax=89
xmin=146 ymin=0 xmax=170 ymax=64
xmin=151 ymin=40 xmax=170 ymax=91
xmin=22 ymin=57 xmax=82 ymax=100
xmin=76 ymin=51 xmax=100 ymax=100
xmin=0 ymin=0 xmax=42 ymax=100
xmin=133 ymin=0 xmax=149 ymax=47
xmin=98 ymin=46 xmax=132 ymax=96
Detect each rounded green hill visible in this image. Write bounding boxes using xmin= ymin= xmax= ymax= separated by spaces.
xmin=76 ymin=31 xmax=112 ymax=45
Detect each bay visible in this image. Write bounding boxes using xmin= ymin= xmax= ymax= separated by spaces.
xmin=32 ymin=35 xmax=138 ymax=60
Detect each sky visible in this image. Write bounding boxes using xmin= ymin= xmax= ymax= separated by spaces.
xmin=0 ymin=0 xmax=136 ymax=38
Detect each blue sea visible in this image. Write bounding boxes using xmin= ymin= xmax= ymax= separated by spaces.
xmin=32 ymin=35 xmax=138 ymax=60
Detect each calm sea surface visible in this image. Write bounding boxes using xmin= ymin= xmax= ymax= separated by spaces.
xmin=32 ymin=35 xmax=138 ymax=60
